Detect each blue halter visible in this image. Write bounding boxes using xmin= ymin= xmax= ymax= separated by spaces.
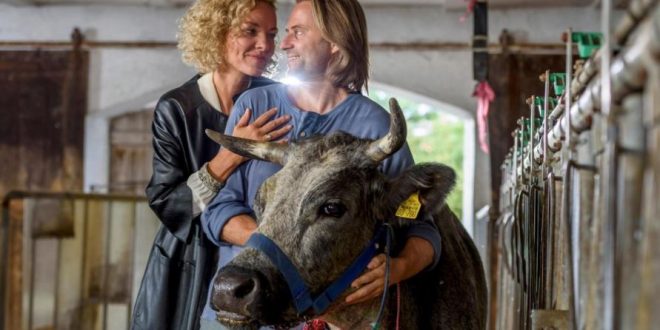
xmin=245 ymin=225 xmax=387 ymax=316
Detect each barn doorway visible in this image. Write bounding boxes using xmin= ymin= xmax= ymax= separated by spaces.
xmin=368 ymin=82 xmax=476 ymax=234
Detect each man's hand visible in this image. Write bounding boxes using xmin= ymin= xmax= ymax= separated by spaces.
xmin=345 ymin=236 xmax=435 ymax=305
xmin=344 ymin=254 xmax=405 ymax=304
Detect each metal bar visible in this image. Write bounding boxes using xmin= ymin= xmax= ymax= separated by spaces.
xmin=530 ymin=96 xmax=537 ymax=180
xmin=602 ymin=132 xmax=619 ymax=330
xmin=0 ymin=198 xmax=8 ymax=330
xmin=2 ymin=191 xmax=146 ymax=203
xmin=127 ymin=200 xmax=138 ymax=330
xmin=566 ymin=28 xmax=575 ymax=161
xmin=562 ymin=161 xmax=578 ymax=329
xmin=543 ymin=71 xmax=551 ymax=177
xmin=602 ymin=0 xmax=617 ymax=329
xmin=0 ymin=39 xmax=572 ymax=54
xmin=544 ymin=173 xmax=556 ymax=309
xmin=0 ymin=40 xmax=176 ymax=49
xmin=27 ymin=215 xmax=35 ymax=330
xmin=80 ymin=199 xmax=89 ymax=328
xmin=53 ymin=238 xmax=61 ymax=329
xmin=103 ymin=201 xmax=112 ymax=330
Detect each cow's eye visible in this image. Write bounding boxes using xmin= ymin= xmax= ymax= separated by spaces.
xmin=319 ymin=202 xmax=346 ymax=218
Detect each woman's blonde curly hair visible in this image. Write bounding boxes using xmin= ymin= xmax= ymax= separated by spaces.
xmin=178 ymin=0 xmax=276 ymax=74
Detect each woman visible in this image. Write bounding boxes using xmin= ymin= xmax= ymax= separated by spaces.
xmin=130 ymin=1 xmax=289 ymax=329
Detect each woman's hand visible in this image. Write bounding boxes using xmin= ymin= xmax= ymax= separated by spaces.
xmin=344 ymin=254 xmax=405 ymax=305
xmin=208 ymin=108 xmax=291 ymax=182
xmin=233 ymin=107 xmax=291 ymax=142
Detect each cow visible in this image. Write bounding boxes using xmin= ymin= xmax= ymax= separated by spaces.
xmin=205 ymin=98 xmax=488 ymax=329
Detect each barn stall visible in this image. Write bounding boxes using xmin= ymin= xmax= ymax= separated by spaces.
xmin=490 ymin=0 xmax=660 ymax=328
xmin=0 ymin=0 xmax=658 ymax=329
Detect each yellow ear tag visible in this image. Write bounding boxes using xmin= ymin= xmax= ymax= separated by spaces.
xmin=395 ymin=192 xmax=422 ymax=219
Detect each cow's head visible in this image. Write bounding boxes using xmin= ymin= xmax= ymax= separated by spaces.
xmin=206 ymin=99 xmax=455 ymax=329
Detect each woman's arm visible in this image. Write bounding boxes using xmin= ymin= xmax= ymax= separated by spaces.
xmin=147 ymin=100 xmax=289 ymax=243
xmin=189 ymin=108 xmax=290 ymax=214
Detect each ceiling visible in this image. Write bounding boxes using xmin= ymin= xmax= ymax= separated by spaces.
xmin=7 ymin=0 xmax=599 ymax=9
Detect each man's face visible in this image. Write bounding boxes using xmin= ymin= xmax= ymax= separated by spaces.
xmin=280 ymin=1 xmax=335 ymax=82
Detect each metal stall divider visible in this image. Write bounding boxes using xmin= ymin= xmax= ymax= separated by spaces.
xmin=494 ymin=1 xmax=660 ymax=328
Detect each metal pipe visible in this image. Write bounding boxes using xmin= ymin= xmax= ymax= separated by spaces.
xmin=614 ymin=0 xmax=659 ymax=44
xmin=543 ymin=71 xmax=551 ymax=178
xmin=530 ymin=97 xmax=536 ymax=180
xmin=569 ymin=0 xmax=656 ymax=99
xmin=566 ymin=28 xmax=575 ymax=161
xmin=570 ymin=50 xmax=601 ymax=100
xmin=2 ymin=191 xmax=146 ymax=204
xmin=601 ymin=0 xmax=617 ymax=328
xmin=0 ymin=39 xmax=572 ymax=54
xmin=0 ymin=40 xmax=177 ymax=49
xmin=519 ymin=8 xmax=659 ymax=181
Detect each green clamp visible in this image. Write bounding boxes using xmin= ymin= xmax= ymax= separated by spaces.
xmin=571 ymin=32 xmax=603 ymax=59
xmin=549 ymin=73 xmax=566 ymax=96
xmin=534 ymin=96 xmax=558 ymax=117
xmin=517 ymin=130 xmax=530 ymax=147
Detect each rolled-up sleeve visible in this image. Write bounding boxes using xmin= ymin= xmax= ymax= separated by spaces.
xmin=403 ymin=211 xmax=442 ymax=270
xmin=201 ymin=163 xmax=255 ymax=246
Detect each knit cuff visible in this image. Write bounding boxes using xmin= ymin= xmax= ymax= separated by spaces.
xmin=186 ymin=163 xmax=225 ymax=216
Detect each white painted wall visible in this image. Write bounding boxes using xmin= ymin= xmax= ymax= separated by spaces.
xmin=0 ymin=2 xmax=609 ymax=214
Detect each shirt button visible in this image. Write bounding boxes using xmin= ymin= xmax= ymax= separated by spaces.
xmin=300 ymin=132 xmax=306 ymax=137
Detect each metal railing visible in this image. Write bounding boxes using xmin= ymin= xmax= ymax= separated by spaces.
xmin=1 ymin=191 xmax=159 ymax=330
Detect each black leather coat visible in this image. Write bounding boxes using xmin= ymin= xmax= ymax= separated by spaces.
xmin=130 ymin=75 xmax=275 ymax=330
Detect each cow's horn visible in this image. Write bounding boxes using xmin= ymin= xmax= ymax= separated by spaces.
xmin=205 ymin=129 xmax=288 ymax=166
xmin=366 ymin=98 xmax=407 ymax=162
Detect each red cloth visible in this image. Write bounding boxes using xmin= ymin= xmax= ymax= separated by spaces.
xmin=303 ymin=319 xmax=330 ymax=330
xmin=460 ymin=0 xmax=477 ymax=22
xmin=472 ymin=81 xmax=495 ymax=154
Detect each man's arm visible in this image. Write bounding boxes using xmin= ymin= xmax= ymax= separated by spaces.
xmin=346 ymin=141 xmax=442 ymax=304
xmin=201 ymin=101 xmax=259 ymax=246
xmin=220 ymin=214 xmax=258 ymax=245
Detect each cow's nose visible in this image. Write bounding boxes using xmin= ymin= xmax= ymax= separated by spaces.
xmin=212 ymin=267 xmax=263 ymax=315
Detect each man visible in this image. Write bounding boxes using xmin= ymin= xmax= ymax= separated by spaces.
xmin=201 ymin=0 xmax=442 ymax=327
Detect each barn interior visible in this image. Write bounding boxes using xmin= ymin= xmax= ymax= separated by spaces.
xmin=0 ymin=0 xmax=658 ymax=329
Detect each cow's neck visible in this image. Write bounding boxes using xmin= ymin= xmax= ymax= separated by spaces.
xmin=319 ymin=298 xmax=388 ymax=330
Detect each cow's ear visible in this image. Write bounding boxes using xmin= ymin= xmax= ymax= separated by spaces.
xmin=386 ymin=163 xmax=456 ymax=215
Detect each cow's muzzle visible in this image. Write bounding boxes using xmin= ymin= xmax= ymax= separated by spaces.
xmin=212 ymin=266 xmax=270 ymax=326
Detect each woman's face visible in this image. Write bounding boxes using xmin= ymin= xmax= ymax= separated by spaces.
xmin=224 ymin=1 xmax=277 ymax=77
